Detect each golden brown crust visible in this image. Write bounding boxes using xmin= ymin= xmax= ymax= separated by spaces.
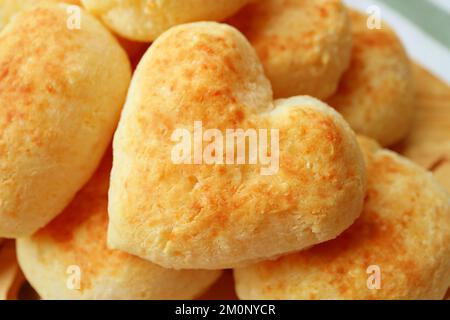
xmin=0 ymin=0 xmax=82 ymax=31
xmin=16 ymin=153 xmax=222 ymax=300
xmin=327 ymin=10 xmax=414 ymax=146
xmin=228 ymin=0 xmax=352 ymax=99
xmin=108 ymin=22 xmax=366 ymax=270
xmin=234 ymin=136 xmax=450 ymax=300
xmin=81 ymin=0 xmax=251 ymax=42
xmin=0 ymin=5 xmax=131 ymax=237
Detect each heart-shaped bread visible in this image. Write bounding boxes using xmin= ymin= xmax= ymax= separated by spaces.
xmin=17 ymin=153 xmax=221 ymax=300
xmin=81 ymin=0 xmax=251 ymax=42
xmin=327 ymin=11 xmax=414 ymax=146
xmin=228 ymin=0 xmax=352 ymax=99
xmin=0 ymin=5 xmax=131 ymax=237
xmin=234 ymin=136 xmax=450 ymax=299
xmin=108 ymin=22 xmax=366 ymax=270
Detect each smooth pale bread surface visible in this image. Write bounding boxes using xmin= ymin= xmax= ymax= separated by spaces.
xmin=108 ymin=22 xmax=366 ymax=270
xmin=81 ymin=0 xmax=251 ymax=42
xmin=228 ymin=0 xmax=352 ymax=99
xmin=17 ymin=155 xmax=222 ymax=300
xmin=0 ymin=5 xmax=131 ymax=237
xmin=327 ymin=11 xmax=414 ymax=146
xmin=234 ymin=136 xmax=450 ymax=300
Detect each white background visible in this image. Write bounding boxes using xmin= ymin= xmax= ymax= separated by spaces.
xmin=345 ymin=0 xmax=450 ymax=84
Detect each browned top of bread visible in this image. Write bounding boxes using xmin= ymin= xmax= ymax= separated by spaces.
xmin=108 ymin=22 xmax=366 ymax=270
xmin=229 ymin=0 xmax=352 ymax=99
xmin=0 ymin=5 xmax=130 ymax=237
xmin=234 ymin=136 xmax=450 ymax=299
xmin=0 ymin=0 xmax=82 ymax=31
xmin=17 ymin=153 xmax=221 ymax=299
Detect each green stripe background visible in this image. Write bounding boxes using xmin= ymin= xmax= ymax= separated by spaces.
xmin=377 ymin=0 xmax=450 ymax=49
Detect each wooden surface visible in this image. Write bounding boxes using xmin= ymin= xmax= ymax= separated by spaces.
xmin=401 ymin=65 xmax=450 ymax=301
xmin=394 ymin=64 xmax=450 ymax=193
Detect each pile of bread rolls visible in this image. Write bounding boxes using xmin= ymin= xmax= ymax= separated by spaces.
xmin=0 ymin=0 xmax=449 ymax=300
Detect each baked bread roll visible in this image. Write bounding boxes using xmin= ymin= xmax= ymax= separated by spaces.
xmin=0 ymin=0 xmax=81 ymax=31
xmin=234 ymin=136 xmax=450 ymax=300
xmin=81 ymin=0 xmax=251 ymax=42
xmin=108 ymin=22 xmax=366 ymax=270
xmin=327 ymin=11 xmax=414 ymax=146
xmin=228 ymin=0 xmax=352 ymax=99
xmin=17 ymin=154 xmax=222 ymax=300
xmin=0 ymin=5 xmax=131 ymax=237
